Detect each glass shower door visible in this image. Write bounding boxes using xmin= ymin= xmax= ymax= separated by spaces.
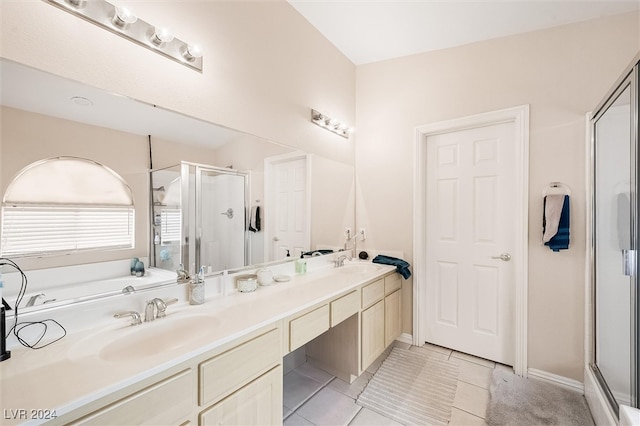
xmin=195 ymin=166 xmax=248 ymax=273
xmin=592 ymin=71 xmax=637 ymax=412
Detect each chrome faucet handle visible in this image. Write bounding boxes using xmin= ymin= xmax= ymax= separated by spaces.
xmin=155 ymin=298 xmax=179 ymax=319
xmin=25 ymin=293 xmax=45 ymax=307
xmin=122 ymin=285 xmax=136 ymax=294
xmin=150 ymin=298 xmax=178 ymax=319
xmin=176 ymin=264 xmax=191 ymax=284
xmin=152 ymin=298 xmax=167 ymax=319
xmin=114 ymin=311 xmax=142 ymax=326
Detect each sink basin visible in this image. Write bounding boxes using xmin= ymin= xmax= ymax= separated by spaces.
xmin=337 ymin=262 xmax=383 ymax=275
xmin=71 ymin=314 xmax=220 ymax=362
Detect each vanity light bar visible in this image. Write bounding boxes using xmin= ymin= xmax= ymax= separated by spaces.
xmin=45 ymin=0 xmax=203 ymax=72
xmin=311 ymin=109 xmax=353 ymax=139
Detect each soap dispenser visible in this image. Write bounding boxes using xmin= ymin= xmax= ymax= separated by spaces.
xmin=295 ymin=254 xmax=307 ymax=274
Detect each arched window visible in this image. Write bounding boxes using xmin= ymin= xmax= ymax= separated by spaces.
xmin=1 ymin=157 xmax=135 ymax=257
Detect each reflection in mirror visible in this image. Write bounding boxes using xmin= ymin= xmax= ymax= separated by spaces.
xmin=150 ymin=162 xmax=250 ymax=276
xmin=0 ymin=58 xmax=355 ymax=313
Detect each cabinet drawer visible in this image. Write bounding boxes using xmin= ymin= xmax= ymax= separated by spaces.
xmin=331 ymin=291 xmax=359 ymax=327
xmin=289 ymin=304 xmax=330 ymax=352
xmin=361 ymin=279 xmax=384 ymax=308
xmin=199 ymin=328 xmax=280 ymax=407
xmin=200 ymin=366 xmax=282 ymax=426
xmin=384 ymin=273 xmax=401 ymax=295
xmin=73 ymin=369 xmax=194 ymax=425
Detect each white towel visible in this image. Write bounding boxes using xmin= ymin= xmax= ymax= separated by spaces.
xmin=543 ymin=194 xmax=565 ymax=243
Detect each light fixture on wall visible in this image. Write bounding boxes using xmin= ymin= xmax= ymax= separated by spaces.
xmin=47 ymin=0 xmax=204 ymax=72
xmin=311 ymin=109 xmax=353 ymax=139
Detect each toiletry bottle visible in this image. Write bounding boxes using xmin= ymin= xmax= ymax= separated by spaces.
xmin=295 ymin=255 xmax=307 ymax=274
xmin=189 ymin=266 xmax=205 ymax=305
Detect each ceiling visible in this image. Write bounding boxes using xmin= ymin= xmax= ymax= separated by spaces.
xmin=287 ymin=0 xmax=640 ymax=65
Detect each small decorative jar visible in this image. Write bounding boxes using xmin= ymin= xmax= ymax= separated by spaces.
xmin=134 ymin=260 xmax=145 ymax=277
xmin=236 ymin=274 xmax=258 ymax=293
xmin=130 ymin=257 xmax=140 ymax=275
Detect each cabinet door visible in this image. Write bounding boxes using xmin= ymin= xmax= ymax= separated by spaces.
xmin=385 ymin=289 xmax=402 ymax=347
xmin=361 ymin=300 xmax=385 ymax=370
xmin=200 ymin=366 xmax=282 ymax=426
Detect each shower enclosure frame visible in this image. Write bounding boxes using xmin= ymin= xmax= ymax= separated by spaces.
xmin=589 ymin=53 xmax=640 ymax=418
xmin=149 ymin=161 xmax=250 ymax=276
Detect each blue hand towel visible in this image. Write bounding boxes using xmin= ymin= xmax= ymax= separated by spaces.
xmin=543 ymin=195 xmax=570 ymax=252
xmin=372 ymin=255 xmax=411 ymax=279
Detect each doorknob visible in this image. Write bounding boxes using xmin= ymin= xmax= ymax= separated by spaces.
xmin=491 ymin=253 xmax=512 ymax=261
xmin=273 ymin=236 xmax=280 ymax=241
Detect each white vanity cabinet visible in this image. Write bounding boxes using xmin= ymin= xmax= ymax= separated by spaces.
xmin=5 ymin=265 xmax=402 ymax=426
xmin=54 ymin=324 xmax=282 ymax=426
xmin=361 ymin=274 xmax=402 ymax=371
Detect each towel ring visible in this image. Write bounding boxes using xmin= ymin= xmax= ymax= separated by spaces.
xmin=543 ymin=182 xmax=571 ymax=197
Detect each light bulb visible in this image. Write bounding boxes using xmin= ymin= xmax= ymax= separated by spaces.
xmin=112 ymin=6 xmax=137 ymax=27
xmin=65 ymin=0 xmax=86 ymax=7
xmin=151 ymin=27 xmax=174 ymax=45
xmin=183 ymin=44 xmax=203 ymax=61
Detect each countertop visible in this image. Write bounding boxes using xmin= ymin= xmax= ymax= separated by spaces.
xmin=0 ymin=260 xmax=396 ymax=425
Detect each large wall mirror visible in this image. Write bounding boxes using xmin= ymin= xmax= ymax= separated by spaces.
xmin=0 ymin=58 xmax=355 ymax=314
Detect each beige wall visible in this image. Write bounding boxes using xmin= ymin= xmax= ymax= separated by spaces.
xmin=355 ymin=12 xmax=640 ymax=380
xmin=0 ymin=0 xmax=356 ymax=166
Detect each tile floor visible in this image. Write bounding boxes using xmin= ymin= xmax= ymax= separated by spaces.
xmin=283 ymin=341 xmax=513 ymax=426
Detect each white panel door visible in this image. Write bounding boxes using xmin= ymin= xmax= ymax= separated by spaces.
xmin=270 ymin=158 xmax=309 ymax=260
xmin=425 ymin=122 xmax=516 ymax=365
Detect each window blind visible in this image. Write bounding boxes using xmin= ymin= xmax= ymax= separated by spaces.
xmin=1 ymin=206 xmax=134 ymax=257
xmin=160 ymin=208 xmax=181 ymax=244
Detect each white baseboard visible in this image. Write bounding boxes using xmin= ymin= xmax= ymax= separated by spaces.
xmin=396 ymin=333 xmax=413 ymax=346
xmin=528 ymin=368 xmax=584 ymax=393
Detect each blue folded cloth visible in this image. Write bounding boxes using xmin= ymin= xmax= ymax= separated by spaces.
xmin=372 ymin=255 xmax=411 ymax=279
xmin=543 ymin=195 xmax=570 ymax=252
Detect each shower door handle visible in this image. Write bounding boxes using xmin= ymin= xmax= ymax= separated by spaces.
xmin=622 ymin=249 xmax=636 ymax=276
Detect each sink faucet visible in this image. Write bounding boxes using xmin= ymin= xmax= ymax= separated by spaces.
xmin=25 ymin=293 xmax=45 ymax=307
xmin=176 ymin=264 xmax=190 ymax=284
xmin=145 ymin=297 xmax=179 ymax=322
xmin=334 ymin=253 xmax=352 ymax=267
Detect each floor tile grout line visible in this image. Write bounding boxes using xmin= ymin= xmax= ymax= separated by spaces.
xmin=451 ymin=406 xmax=489 ymax=421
